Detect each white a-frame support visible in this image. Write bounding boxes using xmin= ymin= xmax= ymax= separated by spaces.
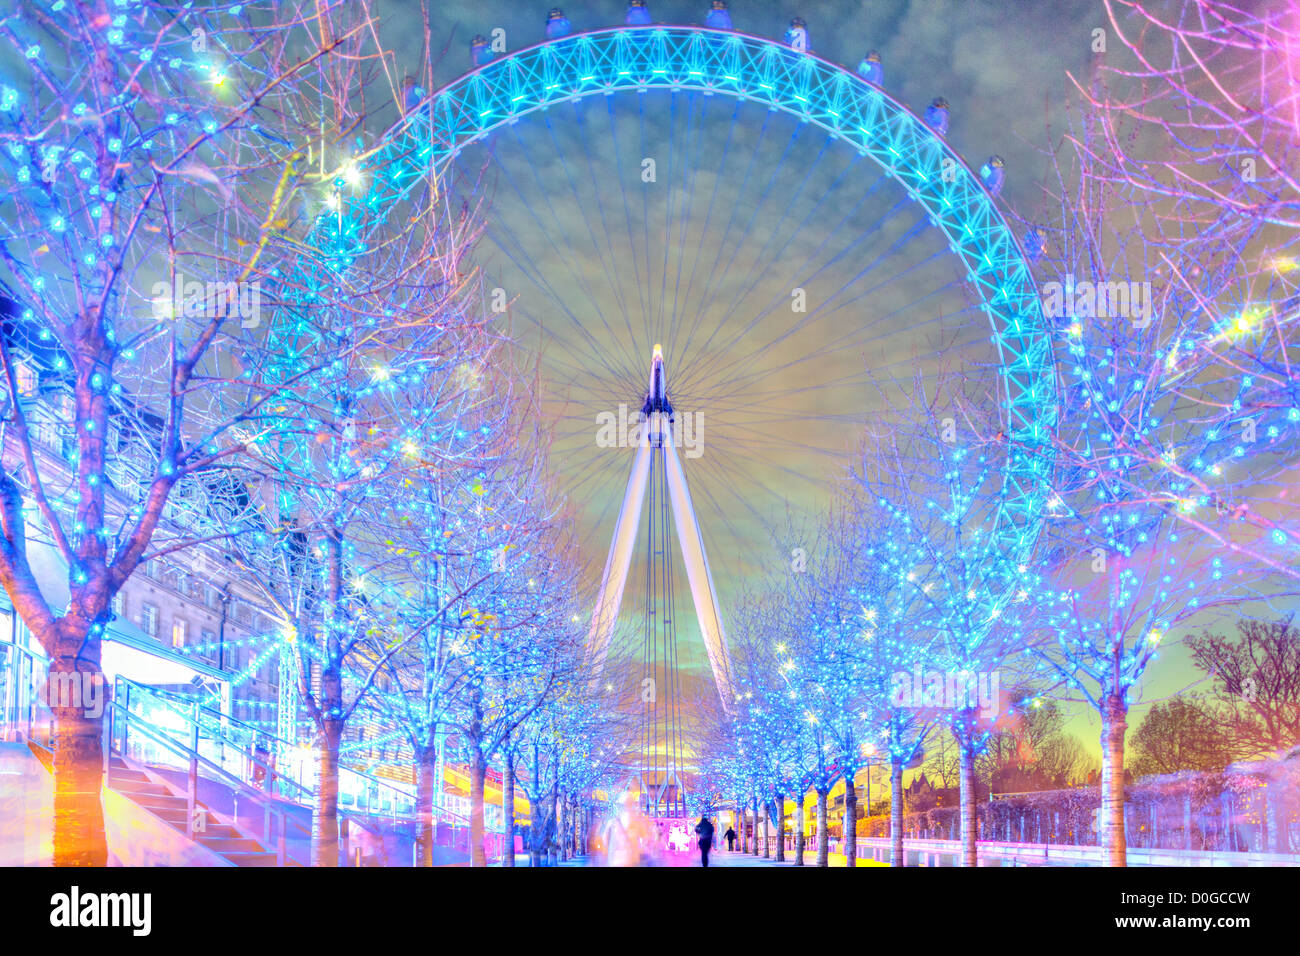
xmin=585 ymin=347 xmax=734 ymax=711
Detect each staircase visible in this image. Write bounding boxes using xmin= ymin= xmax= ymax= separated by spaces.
xmin=25 ymin=737 xmax=293 ymax=866
xmin=103 ymin=692 xmax=301 ymax=866
xmin=106 ymin=754 xmax=286 ymax=866
xmin=20 ymin=667 xmax=476 ymax=867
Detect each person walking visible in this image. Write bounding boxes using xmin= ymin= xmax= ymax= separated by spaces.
xmin=695 ymin=815 xmax=716 ymax=868
xmin=725 ymin=825 xmax=736 ymax=851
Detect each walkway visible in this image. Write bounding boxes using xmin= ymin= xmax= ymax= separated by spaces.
xmin=548 ymin=849 xmax=828 ymax=867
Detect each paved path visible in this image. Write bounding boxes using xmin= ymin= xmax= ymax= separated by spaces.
xmin=707 ymin=850 xmax=796 ymax=867
xmin=548 ymin=849 xmax=801 ymax=867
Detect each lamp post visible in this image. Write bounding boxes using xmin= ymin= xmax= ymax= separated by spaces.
xmin=860 ymin=742 xmax=880 ymax=818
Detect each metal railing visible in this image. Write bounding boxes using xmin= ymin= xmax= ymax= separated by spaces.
xmin=108 ymin=695 xmax=290 ymax=864
xmin=3 ymin=641 xmax=486 ymax=860
xmin=114 ymin=677 xmax=471 ymax=831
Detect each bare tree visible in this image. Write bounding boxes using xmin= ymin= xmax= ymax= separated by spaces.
xmin=0 ymin=0 xmax=382 ymax=865
xmin=1014 ymin=84 xmax=1295 ymax=865
xmin=1127 ymin=696 xmax=1233 ymax=776
xmin=1187 ymin=616 xmax=1300 ymax=761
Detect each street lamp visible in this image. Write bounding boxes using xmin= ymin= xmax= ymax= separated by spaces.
xmin=860 ymin=742 xmax=879 ymax=812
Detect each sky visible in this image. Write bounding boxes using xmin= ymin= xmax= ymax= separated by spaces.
xmin=367 ymin=0 xmax=1241 ymax=757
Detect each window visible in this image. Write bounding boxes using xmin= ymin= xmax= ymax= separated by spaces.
xmin=111 ymin=591 xmax=125 ymax=618
xmin=30 ymin=405 xmax=58 ymax=449
xmin=171 ymin=618 xmax=188 ymax=649
xmin=15 ymin=362 xmax=38 ymax=397
xmin=140 ymin=603 xmax=158 ymax=638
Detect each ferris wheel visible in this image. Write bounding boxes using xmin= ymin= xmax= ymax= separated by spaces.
xmin=358 ymin=3 xmax=1057 ymax=811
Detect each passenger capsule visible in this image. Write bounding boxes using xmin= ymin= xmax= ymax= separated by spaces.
xmin=704 ymin=0 xmax=732 ymax=30
xmin=470 ymin=34 xmax=494 ymax=67
xmin=1025 ymin=227 xmax=1045 ymax=262
xmin=625 ymin=0 xmax=652 ymax=26
xmin=402 ymin=76 xmax=424 ymax=113
xmin=545 ymin=8 xmax=572 ymax=39
xmin=980 ymin=155 xmax=1006 ymax=196
xmin=856 ymin=50 xmax=883 ymax=85
xmin=924 ymin=97 xmax=950 ymax=136
xmin=784 ymin=17 xmax=810 ymax=52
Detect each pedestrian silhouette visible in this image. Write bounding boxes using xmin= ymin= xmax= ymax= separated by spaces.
xmin=725 ymin=826 xmax=736 ymax=851
xmin=695 ymin=815 xmax=715 ymax=867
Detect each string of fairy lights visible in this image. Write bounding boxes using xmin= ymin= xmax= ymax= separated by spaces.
xmin=4 ymin=0 xmax=1298 ymax=852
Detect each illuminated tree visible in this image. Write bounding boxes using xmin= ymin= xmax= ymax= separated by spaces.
xmin=512 ymin=675 xmax=628 ymax=867
xmin=753 ymin=597 xmax=838 ymax=867
xmin=830 ymin=491 xmax=941 ymax=868
xmin=0 ymin=0 xmax=373 ymax=866
xmin=853 ymin=372 xmax=1039 ymax=867
xmin=432 ymin=428 xmax=589 ymax=866
xmin=775 ymin=512 xmax=881 ymax=867
xmin=1011 ymin=86 xmax=1297 ymax=865
xmin=1086 ymin=2 xmax=1300 ymax=245
xmin=717 ymin=613 xmax=800 ymax=860
xmin=222 ymin=113 xmax=494 ymax=865
xmin=230 ymin=325 xmax=493 ymax=865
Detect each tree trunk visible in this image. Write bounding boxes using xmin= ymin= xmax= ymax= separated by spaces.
xmin=1100 ymin=693 xmax=1128 ymax=866
xmin=547 ymin=782 xmax=559 ymax=866
xmin=558 ymin=790 xmax=569 ymax=861
xmin=50 ymin=659 xmax=107 ymax=867
xmin=844 ymin=776 xmax=858 ymax=868
xmin=313 ymin=722 xmax=342 ymax=867
xmin=762 ymin=801 xmax=771 ymax=857
xmin=739 ymin=800 xmax=748 ymax=853
xmin=958 ymin=735 xmax=977 ymax=868
xmin=502 ymin=750 xmax=515 ymax=867
xmin=315 ymin=537 xmax=347 ymax=868
xmin=752 ymin=793 xmax=760 ymax=855
xmin=527 ymin=794 xmax=544 ymax=867
xmin=1270 ymin=787 xmax=1290 ymax=854
xmin=468 ymin=747 xmax=487 ymax=867
xmin=890 ymin=758 xmax=905 ymax=867
xmin=794 ymin=792 xmax=806 ymax=865
xmin=567 ymin=801 xmax=576 ymax=859
xmin=816 ymin=790 xmax=829 ymax=867
xmin=774 ymin=794 xmax=786 ymax=862
xmin=415 ymin=746 xmax=435 ymax=866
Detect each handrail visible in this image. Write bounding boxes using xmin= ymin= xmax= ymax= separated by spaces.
xmin=116 ymin=676 xmax=267 ymax=742
xmin=111 ymin=701 xmax=277 ymax=811
xmin=115 ymin=675 xmax=473 ymax=830
xmin=115 ymin=676 xmax=315 ymax=804
xmin=8 ymin=650 xmax=514 ymax=862
xmin=109 ymin=698 xmax=289 ymax=864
